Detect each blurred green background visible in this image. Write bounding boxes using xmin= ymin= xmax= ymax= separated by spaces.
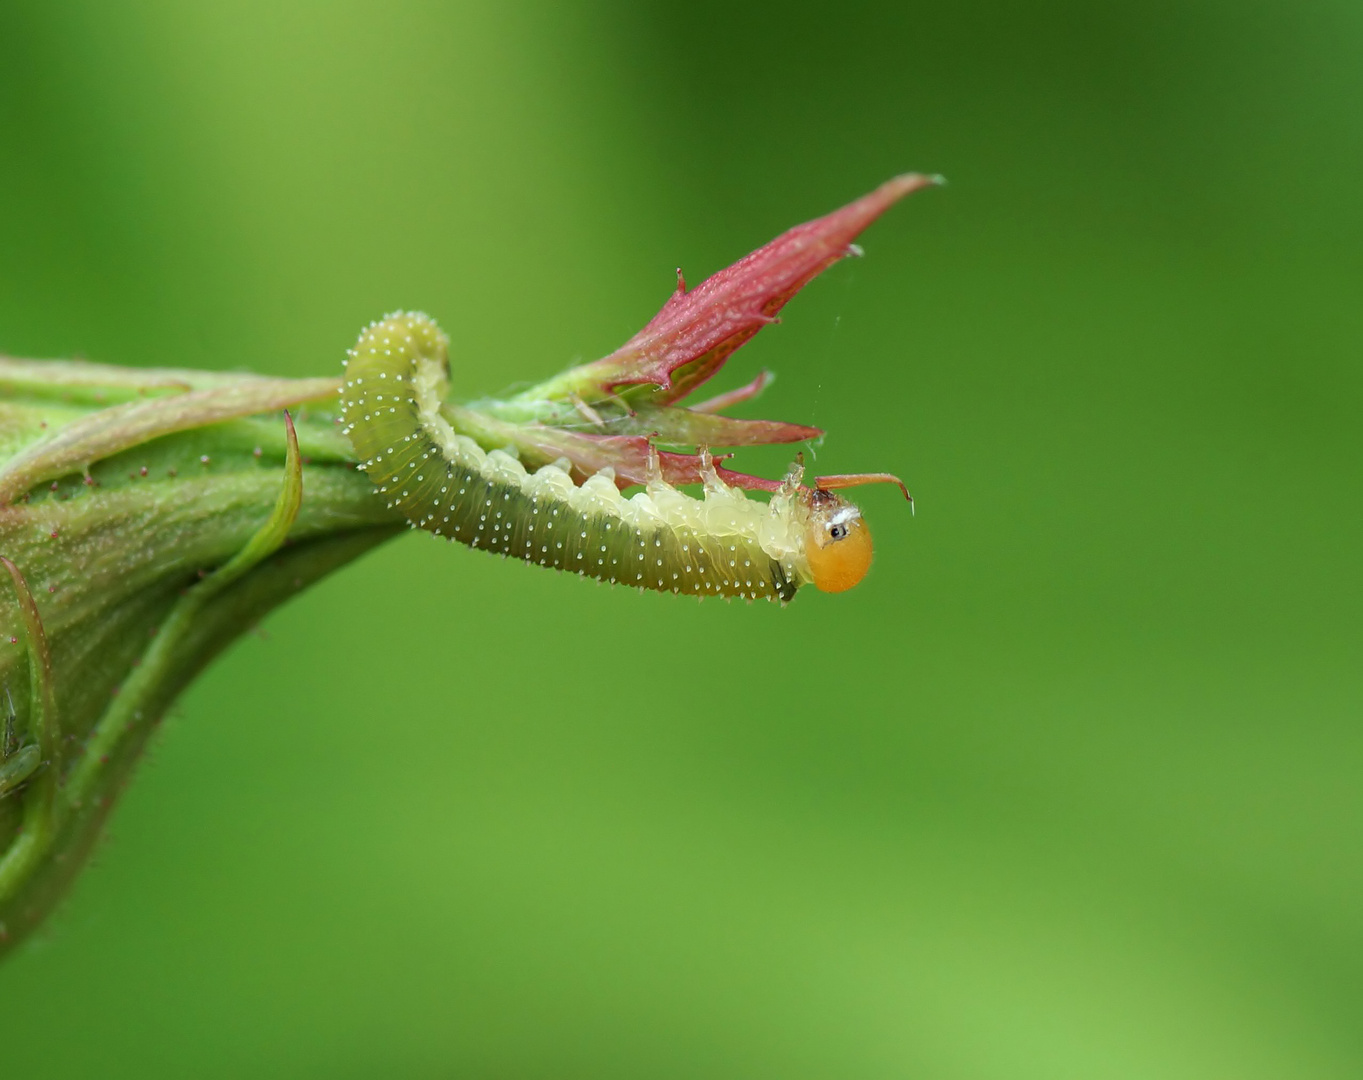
xmin=2 ymin=1 xmax=1360 ymax=1076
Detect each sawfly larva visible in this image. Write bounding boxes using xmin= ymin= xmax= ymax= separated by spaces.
xmin=340 ymin=313 xmax=876 ymax=601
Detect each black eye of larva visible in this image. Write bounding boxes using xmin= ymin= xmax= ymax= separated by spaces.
xmin=829 ymin=523 xmax=848 ymax=541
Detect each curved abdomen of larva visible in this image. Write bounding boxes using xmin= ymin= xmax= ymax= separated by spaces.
xmin=340 ymin=312 xmax=797 ymax=601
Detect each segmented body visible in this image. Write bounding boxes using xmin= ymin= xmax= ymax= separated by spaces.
xmin=339 ymin=312 xmax=814 ymax=600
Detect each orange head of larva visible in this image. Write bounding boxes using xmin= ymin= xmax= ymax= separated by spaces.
xmin=803 ymin=492 xmax=873 ymax=593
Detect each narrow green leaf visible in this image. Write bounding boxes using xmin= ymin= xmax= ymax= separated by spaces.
xmin=0 ymin=376 xmax=340 ymax=503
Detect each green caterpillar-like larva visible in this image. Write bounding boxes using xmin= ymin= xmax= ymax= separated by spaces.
xmin=339 ymin=312 xmax=873 ymax=601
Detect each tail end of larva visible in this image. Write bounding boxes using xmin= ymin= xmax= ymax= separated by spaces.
xmin=340 ymin=311 xmax=450 ymax=471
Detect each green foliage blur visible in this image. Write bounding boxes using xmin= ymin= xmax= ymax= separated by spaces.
xmin=1 ymin=2 xmax=1359 ymax=1076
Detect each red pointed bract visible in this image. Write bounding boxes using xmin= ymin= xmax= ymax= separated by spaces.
xmin=575 ymin=173 xmax=940 ymax=403
xmin=688 ymin=370 xmax=774 ymax=414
